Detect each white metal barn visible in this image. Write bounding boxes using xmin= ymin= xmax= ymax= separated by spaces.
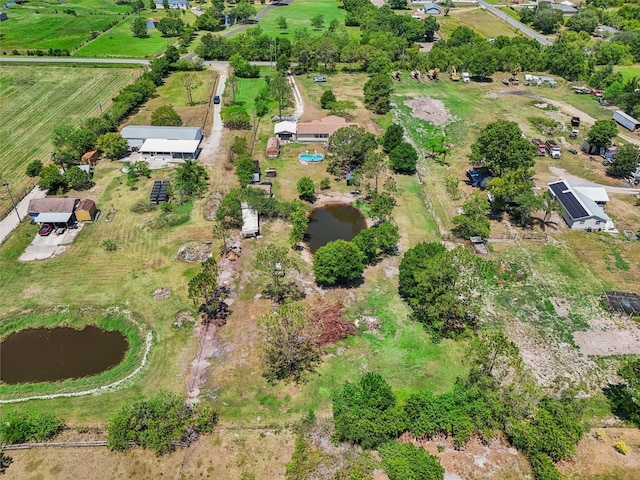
xmin=138 ymin=139 xmax=200 ymax=162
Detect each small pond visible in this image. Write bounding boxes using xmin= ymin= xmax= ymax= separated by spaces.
xmin=0 ymin=326 xmax=129 ymax=384
xmin=306 ymin=203 xmax=366 ymax=253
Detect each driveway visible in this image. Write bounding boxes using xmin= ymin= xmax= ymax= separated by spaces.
xmin=198 ymin=64 xmax=228 ymax=166
xmin=19 ymin=224 xmax=84 ymax=262
xmin=0 ymin=186 xmax=47 ymax=245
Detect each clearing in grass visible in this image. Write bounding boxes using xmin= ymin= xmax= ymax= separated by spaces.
xmin=0 ymin=65 xmax=140 ymax=217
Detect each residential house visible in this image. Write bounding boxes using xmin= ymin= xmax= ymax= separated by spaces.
xmin=296 ymin=115 xmax=354 ymax=143
xmin=548 ymin=180 xmax=614 ymax=231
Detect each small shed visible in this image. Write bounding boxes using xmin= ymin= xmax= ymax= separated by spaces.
xmin=81 ymin=150 xmax=99 ymax=166
xmin=76 ymin=199 xmax=97 ymax=222
xmin=274 ymin=121 xmax=297 ymax=143
xmin=252 ymin=160 xmax=261 ymax=183
xmin=265 ymin=168 xmax=277 ymax=178
xmin=241 ymin=201 xmax=259 ymax=238
xmin=266 ymin=137 xmax=280 ymax=159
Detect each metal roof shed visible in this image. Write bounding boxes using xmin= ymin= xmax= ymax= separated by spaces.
xmin=241 ymin=202 xmax=259 ymax=238
xmin=612 ymin=111 xmax=640 ymax=132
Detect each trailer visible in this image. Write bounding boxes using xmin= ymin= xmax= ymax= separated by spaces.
xmin=545 ymin=140 xmax=561 ymax=159
xmin=612 ymin=110 xmax=640 ymax=132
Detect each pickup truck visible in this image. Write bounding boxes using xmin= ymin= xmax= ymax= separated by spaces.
xmin=545 ymin=140 xmax=561 ymax=159
xmin=532 ymin=139 xmax=547 ymax=156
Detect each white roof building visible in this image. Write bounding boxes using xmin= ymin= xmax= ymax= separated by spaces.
xmin=241 ymin=201 xmax=259 ymax=238
xmin=139 ymin=139 xmax=200 ymax=162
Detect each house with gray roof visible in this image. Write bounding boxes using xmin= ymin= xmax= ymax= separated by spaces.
xmin=548 ymin=180 xmax=614 ymax=231
xmin=120 ymin=125 xmax=203 ymax=150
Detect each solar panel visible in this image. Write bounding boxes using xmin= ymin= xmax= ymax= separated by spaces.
xmin=549 ymin=182 xmax=588 ymax=219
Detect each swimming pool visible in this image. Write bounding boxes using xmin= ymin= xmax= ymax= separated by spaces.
xmin=299 ymin=153 xmax=324 ymax=163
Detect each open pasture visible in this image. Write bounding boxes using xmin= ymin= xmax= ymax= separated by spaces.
xmin=0 ymin=0 xmax=130 ymax=52
xmin=254 ymin=0 xmax=347 ymax=37
xmin=0 ymin=65 xmax=140 ymax=218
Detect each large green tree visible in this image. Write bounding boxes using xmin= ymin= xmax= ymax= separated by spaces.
xmin=607 ymin=143 xmax=640 ymax=178
xmin=96 ymin=132 xmax=129 ymax=160
xmin=424 ymin=16 xmax=440 ymax=42
xmin=363 ymin=73 xmax=394 ymax=114
xmin=389 ymin=141 xmax=418 ymax=174
xmin=487 ymin=168 xmax=541 ymax=226
xmin=378 ymin=441 xmax=445 ymax=480
xmin=327 ymin=125 xmax=378 ymax=176
xmin=297 ymin=176 xmax=315 ymax=201
xmin=452 ymin=193 xmax=491 ymax=239
xmin=253 ymin=243 xmax=299 ymax=303
xmin=470 ymin=120 xmax=536 ymax=176
xmin=382 ymin=123 xmax=404 ymax=154
xmin=174 ymin=158 xmax=208 ymax=199
xmin=151 ymin=104 xmax=183 ymax=126
xmin=257 ymin=302 xmax=320 ymax=384
xmin=157 ymin=15 xmax=185 ymax=37
xmin=313 ymin=240 xmax=365 ymax=285
xmin=132 ymin=16 xmax=149 ymax=38
xmin=587 ymin=119 xmax=619 ymax=150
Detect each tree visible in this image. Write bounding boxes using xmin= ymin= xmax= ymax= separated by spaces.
xmin=320 ymin=89 xmax=336 ymax=109
xmin=470 ymin=120 xmax=536 ymax=176
xmin=310 ymin=14 xmax=325 ymax=30
xmin=297 ymin=176 xmax=315 ymax=201
xmin=195 ymin=8 xmax=223 ymax=31
xmin=608 ymin=143 xmax=640 ymax=178
xmin=315 ymin=36 xmax=339 ymax=71
xmin=566 ymin=8 xmax=599 ymax=34
xmin=333 ymin=373 xmax=407 ymax=449
xmin=363 ymin=73 xmax=394 ymax=114
xmin=257 ymin=302 xmax=320 ymax=384
xmin=96 ymin=132 xmax=128 ymax=160
xmin=253 ymin=243 xmax=299 ymax=303
xmin=588 ymin=120 xmax=619 ymax=150
xmin=378 ymin=441 xmax=445 ymax=480
xmin=382 ymin=123 xmax=404 ymax=154
xmin=361 ymin=151 xmax=387 ymax=192
xmin=452 ymin=193 xmax=490 ymax=239
xmin=131 ymin=16 xmax=149 ymax=38
xmin=539 ymin=191 xmax=561 ymax=228
xmin=220 ymin=105 xmax=251 ymax=129
xmin=157 ymin=16 xmax=184 ymax=37
xmin=368 ymin=191 xmax=395 ymax=223
xmin=389 ymin=141 xmax=418 ymax=174
xmin=65 ymin=166 xmax=94 ymax=190
xmin=149 ymin=0 xmax=155 ymax=9
xmin=234 ymin=154 xmax=255 ymax=187
xmin=52 ymin=125 xmax=97 ymax=169
xmin=164 ymin=45 xmax=180 ymax=64
xmin=178 ymin=72 xmax=202 ymax=105
xmin=353 ymin=221 xmax=399 ymax=264
xmin=151 ymin=104 xmax=183 ymax=126
xmin=487 ymin=169 xmax=541 ymax=226
xmin=289 ymin=203 xmax=309 ymax=249
xmin=230 ymin=0 xmax=257 ymax=23
xmin=229 ymin=53 xmax=260 ymax=78
xmin=269 ymin=73 xmax=292 ymax=118
xmin=313 ymin=239 xmax=365 ymax=285
xmin=174 ymin=158 xmax=208 ymax=199
xmin=162 ymin=0 xmax=169 ymax=9
xmin=424 ymin=15 xmax=440 ymax=42
xmin=327 ymin=125 xmax=378 ymax=176
xmin=388 ymin=0 xmax=408 ymax=9
xmin=188 ymin=257 xmax=228 ymax=321
xmin=277 ymin=15 xmax=288 ymax=32
xmin=25 ymin=159 xmax=43 ymax=177
xmin=38 ymin=164 xmax=67 ymax=193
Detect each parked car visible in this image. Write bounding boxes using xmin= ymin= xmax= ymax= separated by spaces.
xmin=38 ymin=224 xmax=53 ymax=236
xmin=568 ymin=147 xmax=577 ymax=154
xmin=313 ymin=75 xmax=326 ymax=82
xmin=213 ymin=95 xmax=221 ymax=104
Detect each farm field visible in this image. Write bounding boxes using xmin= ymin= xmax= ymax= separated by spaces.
xmin=0 ymin=0 xmax=131 ymax=52
xmin=0 ymin=64 xmax=140 ymax=218
xmin=443 ymin=7 xmax=522 ymax=38
xmin=254 ymin=0 xmax=348 ymax=37
xmin=73 ymin=12 xmax=195 ymax=58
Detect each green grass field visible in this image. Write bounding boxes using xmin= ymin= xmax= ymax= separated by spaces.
xmin=74 ymin=12 xmax=194 ymax=58
xmin=0 ymin=65 xmax=140 ymax=216
xmin=443 ymin=7 xmax=521 ymax=39
xmin=0 ymin=0 xmax=131 ymax=51
xmin=255 ymin=0 xmax=347 ymax=37
xmin=615 ymin=65 xmax=640 ymax=81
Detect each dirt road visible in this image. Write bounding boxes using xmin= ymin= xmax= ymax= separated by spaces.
xmin=197 ymin=65 xmax=228 ymax=167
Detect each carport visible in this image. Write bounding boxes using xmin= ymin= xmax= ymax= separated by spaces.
xmin=28 ymin=198 xmax=79 ymax=228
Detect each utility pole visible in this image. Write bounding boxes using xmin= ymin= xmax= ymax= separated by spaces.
xmin=2 ymin=180 xmax=21 ymax=222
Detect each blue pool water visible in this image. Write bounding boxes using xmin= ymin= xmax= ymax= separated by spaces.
xmin=299 ymin=153 xmax=324 ymax=162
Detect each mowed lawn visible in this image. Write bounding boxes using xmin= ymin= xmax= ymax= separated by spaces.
xmin=0 ymin=65 xmax=140 ymax=216
xmin=615 ymin=65 xmax=640 ymax=81
xmin=256 ymin=0 xmax=346 ymax=37
xmin=74 ymin=13 xmax=193 ymax=58
xmin=0 ymin=0 xmax=130 ymax=51
xmin=442 ymin=8 xmax=521 ymax=39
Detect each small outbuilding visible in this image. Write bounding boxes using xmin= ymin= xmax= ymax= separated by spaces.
xmin=75 ymin=199 xmax=97 ymax=222
xmin=27 ymin=197 xmax=79 ymax=226
xmin=81 ymin=150 xmax=99 ymax=166
xmin=241 ymin=201 xmax=259 ymax=238
xmin=266 ymin=137 xmax=280 ymax=159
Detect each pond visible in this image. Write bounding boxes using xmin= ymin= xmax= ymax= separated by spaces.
xmin=306 ymin=203 xmax=366 ymax=253
xmin=0 ymin=326 xmax=129 ymax=384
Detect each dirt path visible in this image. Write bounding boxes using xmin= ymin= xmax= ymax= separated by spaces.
xmin=197 ymin=64 xmax=228 ymax=167
xmin=0 ymin=185 xmax=47 ymax=245
xmin=289 ymin=74 xmax=304 ymax=119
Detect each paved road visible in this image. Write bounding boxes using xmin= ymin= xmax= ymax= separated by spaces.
xmin=0 ymin=56 xmax=150 ymax=65
xmin=0 ymin=186 xmax=47 ymax=245
xmin=476 ymin=0 xmax=552 ymax=46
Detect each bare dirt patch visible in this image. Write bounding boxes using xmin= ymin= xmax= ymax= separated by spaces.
xmin=175 ymin=241 xmax=212 ymax=263
xmin=404 ymin=96 xmax=450 ymax=125
xmin=153 ymin=287 xmax=171 ymax=300
xmin=574 ymin=329 xmax=640 ymax=356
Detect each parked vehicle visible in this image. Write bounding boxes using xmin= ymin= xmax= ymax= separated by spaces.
xmin=532 ymin=139 xmax=547 ymax=156
xmin=38 ymin=224 xmax=53 ymax=236
xmin=568 ymin=147 xmax=577 ymax=154
xmin=545 ymin=140 xmax=561 ymax=159
xmin=570 ymin=129 xmax=579 ymax=139
xmin=466 ymin=167 xmax=492 ymax=188
xmin=213 ymin=95 xmax=221 ymax=104
xmin=571 ymin=116 xmax=580 ymax=127
xmin=313 ymin=75 xmax=327 ymax=82
xmin=461 ymin=72 xmax=470 ymax=83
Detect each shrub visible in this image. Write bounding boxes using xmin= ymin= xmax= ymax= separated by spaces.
xmin=615 ymin=440 xmax=629 ymax=455
xmin=25 ymin=159 xmax=43 ymax=177
xmin=130 ymin=201 xmax=157 ymax=213
xmin=528 ymin=452 xmax=562 ymax=480
xmin=378 ymin=441 xmax=445 ymax=480
xmin=389 ymin=141 xmax=418 ymax=174
xmin=297 ymin=176 xmax=315 ymax=200
xmin=0 ymin=411 xmax=64 ymax=444
xmin=319 ymin=177 xmax=331 ymax=190
xmin=313 ymin=240 xmax=365 ymax=286
xmin=320 ymin=89 xmax=336 ymax=109
xmin=102 ymin=239 xmax=118 ymax=251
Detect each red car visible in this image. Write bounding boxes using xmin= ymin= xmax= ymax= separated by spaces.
xmin=38 ymin=224 xmax=53 ymax=236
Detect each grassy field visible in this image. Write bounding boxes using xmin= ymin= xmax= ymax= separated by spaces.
xmin=73 ymin=11 xmax=196 ymax=58
xmin=255 ymin=0 xmax=347 ymax=37
xmin=0 ymin=65 xmax=140 ymax=218
xmin=0 ymin=0 xmax=131 ymax=52
xmin=442 ymin=7 xmax=521 ymax=39
xmin=615 ymin=64 xmax=640 ymax=81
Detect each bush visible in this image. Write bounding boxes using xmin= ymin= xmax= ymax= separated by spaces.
xmin=0 ymin=411 xmax=64 ymax=444
xmin=102 ymin=239 xmax=118 ymax=251
xmin=615 ymin=440 xmax=629 ymax=455
xmin=25 ymin=159 xmax=43 ymax=177
xmin=353 ymin=222 xmax=399 ymax=264
xmin=313 ymin=240 xmax=365 ymax=286
xmin=297 ymin=176 xmax=315 ymax=200
xmin=528 ymin=452 xmax=562 ymax=480
xmin=320 ymin=89 xmax=336 ymax=109
xmin=131 ymin=201 xmax=157 ymax=213
xmin=320 ymin=177 xmax=331 ymax=190
xmin=378 ymin=441 xmax=445 ymax=480
xmin=389 ymin=141 xmax=418 ymax=174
